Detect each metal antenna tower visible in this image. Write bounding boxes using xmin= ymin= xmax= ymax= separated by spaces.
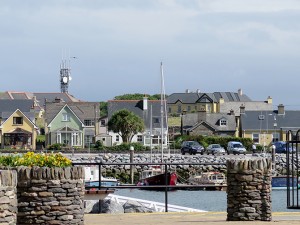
xmin=60 ymin=50 xmax=73 ymax=93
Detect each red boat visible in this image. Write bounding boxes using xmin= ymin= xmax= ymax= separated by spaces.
xmin=137 ymin=166 xmax=177 ymax=188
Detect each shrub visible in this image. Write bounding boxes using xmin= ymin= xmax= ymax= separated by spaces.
xmin=47 ymin=143 xmax=63 ymax=150
xmin=0 ymin=152 xmax=72 ymax=168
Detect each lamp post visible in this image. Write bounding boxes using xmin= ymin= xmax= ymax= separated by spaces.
xmin=180 ymin=110 xmax=186 ymax=136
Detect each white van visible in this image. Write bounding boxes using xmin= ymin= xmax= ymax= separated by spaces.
xmin=227 ymin=141 xmax=247 ymax=155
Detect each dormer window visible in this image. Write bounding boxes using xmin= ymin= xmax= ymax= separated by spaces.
xmin=220 ymin=118 xmax=227 ymax=126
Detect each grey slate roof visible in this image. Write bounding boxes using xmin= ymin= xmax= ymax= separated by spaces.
xmin=183 ymin=113 xmax=236 ymax=132
xmin=241 ymin=110 xmax=300 ymax=131
xmin=0 ymin=99 xmax=34 ymax=114
xmin=45 ymin=102 xmax=100 ymax=124
xmin=0 ymin=91 xmax=80 ymax=106
xmin=167 ymin=92 xmax=252 ymax=104
xmin=34 ymin=93 xmax=80 ymax=105
xmin=220 ymin=101 xmax=273 ymax=116
xmin=108 ymin=100 xmax=167 ymax=129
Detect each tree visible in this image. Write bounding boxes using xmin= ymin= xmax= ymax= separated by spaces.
xmin=99 ymin=101 xmax=108 ymax=117
xmin=108 ymin=109 xmax=145 ymax=143
xmin=114 ymin=93 xmax=167 ymax=100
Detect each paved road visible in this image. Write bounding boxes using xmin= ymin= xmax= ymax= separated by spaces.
xmin=84 ymin=212 xmax=300 ymax=225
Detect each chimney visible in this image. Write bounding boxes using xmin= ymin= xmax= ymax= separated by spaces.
xmin=143 ymin=96 xmax=148 ymax=111
xmin=185 ymin=89 xmax=190 ymax=93
xmin=240 ymin=104 xmax=245 ymax=114
xmin=219 ymin=97 xmax=224 ymax=104
xmin=267 ymin=96 xmax=272 ymax=104
xmin=238 ymin=88 xmax=243 ymax=96
xmin=230 ymin=109 xmax=234 ymax=115
xmin=197 ymin=108 xmax=206 ymax=122
xmin=278 ymin=104 xmax=285 ymax=115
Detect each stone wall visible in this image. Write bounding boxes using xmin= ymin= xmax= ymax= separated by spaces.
xmin=227 ymin=159 xmax=272 ymax=221
xmin=17 ymin=166 xmax=85 ymax=225
xmin=0 ymin=170 xmax=17 ymax=225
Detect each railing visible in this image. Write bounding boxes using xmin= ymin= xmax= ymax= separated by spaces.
xmin=286 ymin=130 xmax=300 ymax=209
xmin=72 ymin=161 xmax=227 ymax=212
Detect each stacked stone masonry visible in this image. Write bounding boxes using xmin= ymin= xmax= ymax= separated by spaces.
xmin=0 ymin=170 xmax=17 ymax=225
xmin=17 ymin=166 xmax=85 ymax=225
xmin=227 ymin=159 xmax=272 ymax=221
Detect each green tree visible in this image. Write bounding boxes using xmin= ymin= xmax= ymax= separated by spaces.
xmin=99 ymin=101 xmax=108 ymax=117
xmin=108 ymin=109 xmax=145 ymax=143
xmin=114 ymin=93 xmax=166 ymax=100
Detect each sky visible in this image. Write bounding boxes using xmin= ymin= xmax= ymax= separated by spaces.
xmin=1 ymin=0 xmax=300 ymax=109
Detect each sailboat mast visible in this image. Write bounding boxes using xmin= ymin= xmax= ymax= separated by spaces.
xmin=160 ymin=62 xmax=167 ymax=162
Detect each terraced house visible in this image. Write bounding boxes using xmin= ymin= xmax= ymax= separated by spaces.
xmin=167 ymin=89 xmax=273 ymax=137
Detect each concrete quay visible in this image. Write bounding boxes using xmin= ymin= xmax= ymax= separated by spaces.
xmin=85 ymin=212 xmax=300 ymax=225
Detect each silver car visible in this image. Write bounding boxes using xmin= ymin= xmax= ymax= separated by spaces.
xmin=206 ymin=144 xmax=226 ymax=155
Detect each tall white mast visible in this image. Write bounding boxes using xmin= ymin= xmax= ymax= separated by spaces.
xmin=160 ymin=62 xmax=168 ymax=162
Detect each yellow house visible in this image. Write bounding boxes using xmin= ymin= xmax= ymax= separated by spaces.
xmin=0 ymin=109 xmax=38 ymax=150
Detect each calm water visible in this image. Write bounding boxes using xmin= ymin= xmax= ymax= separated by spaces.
xmin=115 ymin=189 xmax=300 ymax=212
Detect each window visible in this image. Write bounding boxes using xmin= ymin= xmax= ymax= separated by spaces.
xmin=273 ymin=133 xmax=279 ymax=142
xmin=177 ymin=105 xmax=181 ymax=113
xmin=207 ymin=105 xmax=211 ymax=112
xmin=13 ymin=117 xmax=23 ymax=125
xmin=153 ymin=118 xmax=160 ymax=123
xmin=187 ymin=106 xmax=191 ymax=112
xmin=220 ymin=119 xmax=227 ymax=126
xmin=168 ymin=107 xmax=171 ymax=113
xmin=100 ymin=120 xmax=105 ymax=127
xmin=72 ymin=133 xmax=80 ymax=146
xmin=62 ymin=113 xmax=70 ymax=121
xmin=137 ymin=135 xmax=143 ymax=142
xmin=116 ymin=135 xmax=119 ymax=142
xmin=252 ymin=133 xmax=260 ymax=143
xmin=84 ymin=119 xmax=94 ymax=126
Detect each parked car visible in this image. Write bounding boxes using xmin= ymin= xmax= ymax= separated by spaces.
xmin=181 ymin=141 xmax=205 ymax=155
xmin=206 ymin=144 xmax=226 ymax=155
xmin=272 ymin=141 xmax=296 ymax=154
xmin=227 ymin=141 xmax=247 ymax=155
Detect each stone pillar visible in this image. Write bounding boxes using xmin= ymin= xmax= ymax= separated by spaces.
xmin=0 ymin=169 xmax=18 ymax=225
xmin=227 ymin=158 xmax=272 ymax=221
xmin=16 ymin=166 xmax=85 ymax=225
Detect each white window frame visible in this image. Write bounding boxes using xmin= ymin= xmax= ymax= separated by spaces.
xmin=57 ymin=133 xmax=61 ymax=143
xmin=137 ymin=135 xmax=143 ymax=142
xmin=220 ymin=119 xmax=227 ymax=126
xmin=62 ymin=113 xmax=70 ymax=122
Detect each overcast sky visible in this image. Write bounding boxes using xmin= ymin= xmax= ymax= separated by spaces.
xmin=1 ymin=0 xmax=300 ymax=109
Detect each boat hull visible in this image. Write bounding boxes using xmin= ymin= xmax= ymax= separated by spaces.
xmin=272 ymin=176 xmax=299 ymax=190
xmin=138 ymin=172 xmax=177 ymax=190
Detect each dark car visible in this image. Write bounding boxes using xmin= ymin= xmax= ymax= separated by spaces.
xmin=273 ymin=141 xmax=296 ymax=154
xmin=181 ymin=141 xmax=205 ymax=155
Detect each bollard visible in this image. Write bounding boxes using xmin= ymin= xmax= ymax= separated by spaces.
xmin=271 ymin=144 xmax=276 ymax=170
xmin=130 ymin=146 xmax=134 ymax=184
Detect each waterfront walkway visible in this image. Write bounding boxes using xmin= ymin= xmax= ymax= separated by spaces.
xmin=85 ymin=211 xmax=300 ymax=225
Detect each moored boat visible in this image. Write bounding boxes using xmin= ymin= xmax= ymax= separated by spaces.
xmin=187 ymin=172 xmax=227 ymax=191
xmin=84 ymin=166 xmax=119 ymax=189
xmin=137 ymin=166 xmax=177 ymax=189
xmin=272 ymin=176 xmax=299 ymax=190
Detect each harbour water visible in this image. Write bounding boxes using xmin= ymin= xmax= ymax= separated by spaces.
xmin=115 ymin=189 xmax=299 ymax=212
